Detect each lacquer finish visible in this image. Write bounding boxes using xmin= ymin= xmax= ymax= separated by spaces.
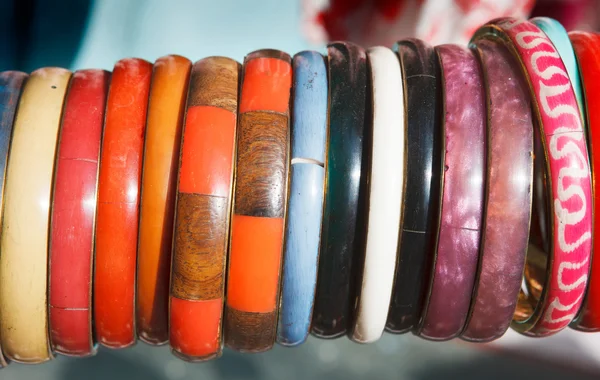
xmin=351 ymin=46 xmax=404 ymax=344
xmin=0 ymin=67 xmax=71 ymax=363
xmin=49 ymin=69 xmax=109 ymax=356
xmin=417 ymin=45 xmax=485 ymax=341
xmin=462 ymin=39 xmax=533 ymax=342
xmin=386 ymin=39 xmax=443 ymax=334
xmin=137 ymin=55 xmax=190 ymax=345
xmin=277 ymin=51 xmax=327 ymax=346
xmin=225 ymin=50 xmax=291 ymax=352
xmin=170 ymin=56 xmax=239 ymax=361
xmin=94 ymin=58 xmax=152 ymax=348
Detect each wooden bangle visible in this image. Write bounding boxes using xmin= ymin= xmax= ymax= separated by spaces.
xmin=351 ymin=46 xmax=404 ymax=343
xmin=386 ymin=39 xmax=443 ymax=334
xmin=417 ymin=45 xmax=486 ymax=341
xmin=569 ymin=32 xmax=600 ymax=332
xmin=225 ymin=49 xmax=291 ymax=352
xmin=461 ymin=39 xmax=534 ymax=342
xmin=0 ymin=70 xmax=27 ymax=367
xmin=0 ymin=67 xmax=71 ymax=363
xmin=49 ymin=69 xmax=109 ymax=356
xmin=137 ymin=55 xmax=191 ymax=345
xmin=170 ymin=56 xmax=239 ymax=361
xmin=94 ymin=58 xmax=152 ymax=348
xmin=277 ymin=51 xmax=327 ymax=346
xmin=473 ymin=18 xmax=592 ymax=336
xmin=312 ymin=42 xmax=369 ymax=338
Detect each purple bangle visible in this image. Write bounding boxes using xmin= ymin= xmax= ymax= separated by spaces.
xmin=461 ymin=39 xmax=533 ymax=342
xmin=416 ymin=44 xmax=486 ymax=341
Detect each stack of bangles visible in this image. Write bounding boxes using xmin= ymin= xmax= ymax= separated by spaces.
xmin=0 ymin=16 xmax=599 ymax=365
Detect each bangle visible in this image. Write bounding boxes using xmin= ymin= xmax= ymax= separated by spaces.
xmin=0 ymin=67 xmax=71 ymax=363
xmin=0 ymin=70 xmax=27 ymax=367
xmin=461 ymin=39 xmax=534 ymax=342
xmin=417 ymin=44 xmax=486 ymax=341
xmin=351 ymin=46 xmax=404 ymax=343
xmin=49 ymin=69 xmax=109 ymax=356
xmin=170 ymin=57 xmax=239 ymax=360
xmin=568 ymin=31 xmax=600 ymax=332
xmin=137 ymin=55 xmax=191 ymax=345
xmin=473 ymin=18 xmax=592 ymax=336
xmin=277 ymin=51 xmax=327 ymax=346
xmin=225 ymin=50 xmax=291 ymax=352
xmin=386 ymin=39 xmax=443 ymax=334
xmin=312 ymin=42 xmax=369 ymax=338
xmin=94 ymin=58 xmax=152 ymax=348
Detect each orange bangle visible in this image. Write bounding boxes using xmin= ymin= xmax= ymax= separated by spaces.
xmin=136 ymin=55 xmax=191 ymax=345
xmin=170 ymin=57 xmax=240 ymax=361
xmin=224 ymin=50 xmax=292 ymax=352
xmin=94 ymin=58 xmax=152 ymax=348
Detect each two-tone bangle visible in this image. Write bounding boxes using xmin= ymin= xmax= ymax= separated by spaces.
xmin=569 ymin=32 xmax=600 ymax=332
xmin=0 ymin=70 xmax=27 ymax=367
xmin=417 ymin=44 xmax=486 ymax=341
xmin=473 ymin=18 xmax=592 ymax=336
xmin=225 ymin=50 xmax=291 ymax=352
xmin=386 ymin=39 xmax=443 ymax=334
xmin=94 ymin=58 xmax=152 ymax=348
xmin=137 ymin=55 xmax=191 ymax=345
xmin=462 ymin=39 xmax=534 ymax=342
xmin=312 ymin=42 xmax=369 ymax=338
xmin=277 ymin=51 xmax=327 ymax=346
xmin=170 ymin=57 xmax=239 ymax=360
xmin=49 ymin=69 xmax=109 ymax=356
xmin=351 ymin=46 xmax=404 ymax=343
xmin=0 ymin=68 xmax=71 ymax=363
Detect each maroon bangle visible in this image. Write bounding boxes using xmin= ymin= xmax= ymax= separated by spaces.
xmin=461 ymin=39 xmax=533 ymax=342
xmin=416 ymin=44 xmax=486 ymax=340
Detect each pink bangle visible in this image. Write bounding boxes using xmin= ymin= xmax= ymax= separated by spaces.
xmin=472 ymin=18 xmax=592 ymax=336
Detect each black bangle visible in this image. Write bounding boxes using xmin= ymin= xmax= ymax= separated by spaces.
xmin=386 ymin=39 xmax=443 ymax=334
xmin=311 ymin=42 xmax=370 ymax=338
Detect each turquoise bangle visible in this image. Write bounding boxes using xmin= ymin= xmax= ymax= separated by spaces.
xmin=531 ymin=17 xmax=585 ymax=123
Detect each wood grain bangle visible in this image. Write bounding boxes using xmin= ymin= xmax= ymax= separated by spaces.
xmin=94 ymin=58 xmax=152 ymax=348
xmin=569 ymin=32 xmax=600 ymax=332
xmin=386 ymin=39 xmax=443 ymax=334
xmin=170 ymin=57 xmax=239 ymax=361
xmin=277 ymin=51 xmax=327 ymax=346
xmin=473 ymin=18 xmax=592 ymax=336
xmin=351 ymin=46 xmax=404 ymax=344
xmin=225 ymin=49 xmax=291 ymax=352
xmin=0 ymin=70 xmax=27 ymax=367
xmin=416 ymin=44 xmax=486 ymax=341
xmin=0 ymin=67 xmax=71 ymax=363
xmin=49 ymin=69 xmax=109 ymax=356
xmin=312 ymin=42 xmax=369 ymax=338
xmin=461 ymin=39 xmax=534 ymax=342
xmin=137 ymin=55 xmax=191 ymax=345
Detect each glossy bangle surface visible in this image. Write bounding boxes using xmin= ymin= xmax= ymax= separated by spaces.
xmin=277 ymin=51 xmax=327 ymax=346
xmin=49 ymin=69 xmax=109 ymax=356
xmin=0 ymin=67 xmax=71 ymax=363
xmin=171 ymin=56 xmax=239 ymax=360
xmin=94 ymin=58 xmax=152 ymax=348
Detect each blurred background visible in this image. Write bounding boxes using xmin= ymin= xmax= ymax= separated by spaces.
xmin=1 ymin=0 xmax=600 ymax=378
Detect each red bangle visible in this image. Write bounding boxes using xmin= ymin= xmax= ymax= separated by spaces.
xmin=94 ymin=58 xmax=152 ymax=348
xmin=569 ymin=31 xmax=600 ymax=331
xmin=49 ymin=69 xmax=109 ymax=356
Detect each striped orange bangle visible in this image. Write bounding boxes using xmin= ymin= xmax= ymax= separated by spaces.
xmin=94 ymin=58 xmax=152 ymax=348
xmin=170 ymin=57 xmax=239 ymax=361
xmin=136 ymin=55 xmax=191 ymax=345
xmin=224 ymin=50 xmax=292 ymax=352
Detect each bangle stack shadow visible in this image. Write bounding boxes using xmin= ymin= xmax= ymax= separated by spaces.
xmin=0 ymin=16 xmax=598 ymax=366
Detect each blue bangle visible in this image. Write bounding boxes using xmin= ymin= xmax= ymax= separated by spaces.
xmin=531 ymin=17 xmax=585 ymax=122
xmin=277 ymin=51 xmax=328 ymax=346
